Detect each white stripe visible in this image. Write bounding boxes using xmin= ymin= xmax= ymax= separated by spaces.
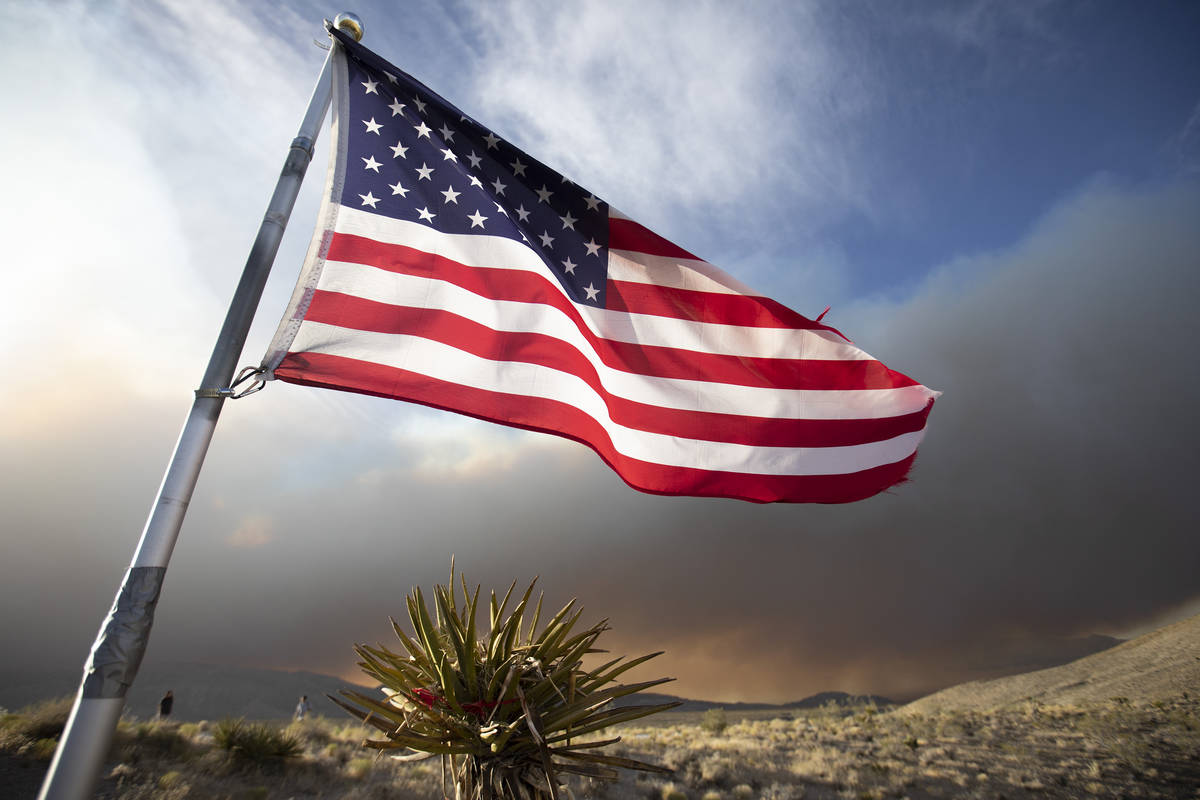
xmin=289 ymin=321 xmax=926 ymax=476
xmin=608 ymin=249 xmax=756 ymax=296
xmin=334 ymin=206 xmax=872 ymax=362
xmin=313 ymin=259 xmax=936 ymax=420
xmin=337 ymin=205 xmax=543 ymax=272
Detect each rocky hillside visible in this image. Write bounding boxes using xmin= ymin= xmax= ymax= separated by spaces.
xmin=905 ymin=613 xmax=1200 ymax=713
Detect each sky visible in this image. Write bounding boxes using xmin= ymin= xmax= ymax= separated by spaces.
xmin=1 ymin=0 xmax=1198 ymax=704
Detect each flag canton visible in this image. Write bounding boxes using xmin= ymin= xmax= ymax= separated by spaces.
xmin=341 ymin=52 xmax=610 ymax=307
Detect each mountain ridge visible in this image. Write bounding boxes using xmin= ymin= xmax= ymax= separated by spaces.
xmin=0 ymin=628 xmax=1129 ymax=720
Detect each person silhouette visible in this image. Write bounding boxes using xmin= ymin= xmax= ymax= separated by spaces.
xmin=159 ymin=690 xmax=174 ymax=718
xmin=295 ymin=694 xmax=311 ymax=721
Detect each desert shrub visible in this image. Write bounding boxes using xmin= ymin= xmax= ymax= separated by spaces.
xmin=213 ymin=718 xmax=303 ymax=762
xmin=333 ymin=569 xmax=679 ymax=800
xmin=661 ymin=782 xmax=688 ymax=800
xmin=346 ymin=756 xmax=375 ymax=779
xmin=1164 ymin=706 xmax=1198 ymax=732
xmin=288 ymin=717 xmax=335 ymax=750
xmin=157 ymin=770 xmax=186 ymax=789
xmin=3 ymin=695 xmax=74 ymax=742
xmin=177 ymin=722 xmax=205 ymax=738
xmin=118 ymin=720 xmax=192 ymax=759
xmin=30 ymin=737 xmax=60 ymax=760
xmin=701 ymin=708 xmax=728 ymax=736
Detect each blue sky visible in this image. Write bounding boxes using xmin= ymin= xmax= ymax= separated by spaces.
xmin=1 ymin=0 xmax=1198 ymax=703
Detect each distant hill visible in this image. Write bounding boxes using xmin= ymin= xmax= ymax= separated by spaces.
xmin=615 ymin=690 xmax=894 ymax=714
xmin=0 ymin=620 xmax=1150 ymax=722
xmin=0 ymin=662 xmax=891 ymax=722
xmin=905 ymin=613 xmax=1200 ymax=714
xmin=0 ymin=662 xmax=366 ymax=722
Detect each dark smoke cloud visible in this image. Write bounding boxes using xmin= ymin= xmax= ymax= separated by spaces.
xmin=2 ymin=180 xmax=1198 ymax=703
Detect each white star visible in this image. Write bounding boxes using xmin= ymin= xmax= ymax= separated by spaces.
xmin=441 ymin=185 xmax=461 ymax=204
xmin=362 ymin=155 xmax=382 ymax=172
xmin=583 ymin=283 xmax=600 ymax=301
xmin=515 ymin=205 xmax=531 ymax=222
xmin=562 ymin=257 xmax=577 ymax=275
xmin=359 ymin=191 xmax=379 ymax=208
xmin=363 ymin=118 xmax=382 ymax=135
xmin=438 ymin=124 xmax=456 ymax=142
xmin=384 ymin=72 xmax=398 ymax=84
xmin=466 ymin=152 xmax=482 ymax=169
xmin=493 ymin=202 xmax=509 ymax=217
xmin=491 ymin=177 xmax=507 ymax=196
xmin=468 ymin=210 xmax=488 ymax=229
xmin=468 ymin=175 xmax=484 ymax=188
xmin=362 ymin=77 xmax=379 ymax=95
xmin=414 ymin=121 xmax=432 ymax=139
xmin=389 ymin=181 xmax=409 ymax=197
xmin=483 ymin=132 xmax=501 ymax=150
xmin=509 ymin=158 xmax=527 ymax=177
xmin=538 ymin=231 xmax=555 ymax=248
xmin=536 ymin=185 xmax=553 ymax=204
xmin=388 ymin=99 xmax=406 ymax=117
xmin=583 ymin=238 xmax=602 ymax=257
xmin=416 ymin=163 xmax=434 ymax=180
xmin=440 ymin=147 xmax=458 ymax=162
xmin=417 ymin=206 xmax=436 ymax=222
xmin=559 ymin=212 xmax=577 ymax=230
xmin=561 ymin=175 xmax=574 ymax=185
xmin=413 ymin=96 xmax=427 ymax=114
xmin=390 ymin=141 xmax=409 ymax=159
xmin=583 ymin=194 xmax=601 ymax=211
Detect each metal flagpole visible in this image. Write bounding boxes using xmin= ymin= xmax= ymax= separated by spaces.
xmin=37 ymin=13 xmax=364 ymax=800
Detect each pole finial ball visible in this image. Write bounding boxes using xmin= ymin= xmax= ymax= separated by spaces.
xmin=333 ymin=12 xmax=364 ymax=42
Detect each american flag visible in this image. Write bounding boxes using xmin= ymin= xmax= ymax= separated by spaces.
xmin=263 ymin=29 xmax=939 ymax=503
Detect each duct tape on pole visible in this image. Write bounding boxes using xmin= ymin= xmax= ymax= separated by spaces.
xmin=37 ymin=13 xmax=364 ymax=800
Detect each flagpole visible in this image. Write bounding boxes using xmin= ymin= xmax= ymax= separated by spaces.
xmin=37 ymin=13 xmax=364 ymax=800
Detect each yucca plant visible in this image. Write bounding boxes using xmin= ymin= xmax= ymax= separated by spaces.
xmin=331 ymin=569 xmax=680 ymax=800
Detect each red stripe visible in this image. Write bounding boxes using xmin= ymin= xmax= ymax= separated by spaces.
xmin=301 ymin=290 xmax=933 ymax=448
xmin=607 ymin=278 xmax=827 ymax=329
xmin=273 ymin=352 xmax=920 ymax=504
xmin=602 ymin=339 xmax=918 ymax=390
xmin=608 ymin=216 xmax=699 ymax=260
xmin=606 ymin=217 xmax=854 ymax=337
xmin=323 ymin=233 xmax=912 ymax=391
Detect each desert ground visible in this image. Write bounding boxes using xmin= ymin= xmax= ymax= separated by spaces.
xmin=4 ymin=614 xmax=1198 ymax=799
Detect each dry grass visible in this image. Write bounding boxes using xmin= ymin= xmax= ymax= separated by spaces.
xmin=3 ymin=694 xmax=1199 ymax=798
xmin=591 ymin=694 xmax=1200 ymax=800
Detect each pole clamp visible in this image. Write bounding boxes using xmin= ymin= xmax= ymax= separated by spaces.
xmin=195 ymin=366 xmax=267 ymax=400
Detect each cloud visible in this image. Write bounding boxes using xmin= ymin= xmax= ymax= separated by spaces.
xmin=529 ymin=178 xmax=1200 ymax=701
xmin=3 ymin=1 xmax=1198 ymax=706
xmin=4 ymin=176 xmax=1196 ymax=701
xmin=384 ymin=408 xmax=577 ymax=481
xmin=0 ymin=0 xmax=336 ymax=394
xmin=1168 ymin=98 xmax=1200 ymax=176
xmin=464 ymin=1 xmax=876 ymax=253
xmin=918 ymin=0 xmax=1061 ymax=55
xmin=227 ymin=515 xmax=275 ymax=549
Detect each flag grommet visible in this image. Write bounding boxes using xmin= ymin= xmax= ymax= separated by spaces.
xmin=195 ymin=366 xmax=267 ymax=400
